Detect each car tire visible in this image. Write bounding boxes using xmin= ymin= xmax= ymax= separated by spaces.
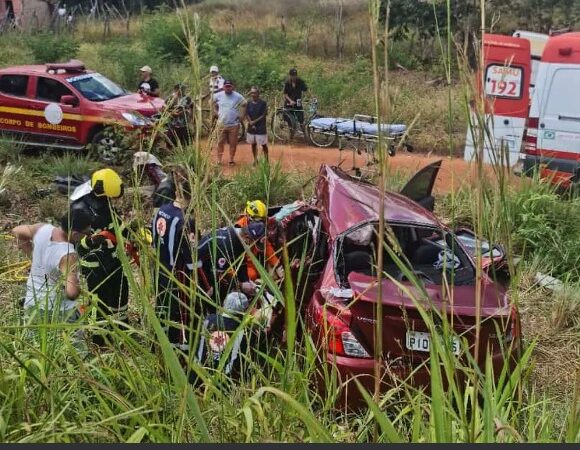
xmin=91 ymin=129 xmax=123 ymax=164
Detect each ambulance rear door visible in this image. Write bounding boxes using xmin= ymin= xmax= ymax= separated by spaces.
xmin=464 ymin=34 xmax=531 ymax=167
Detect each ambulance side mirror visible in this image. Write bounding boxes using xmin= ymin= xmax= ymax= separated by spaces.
xmin=61 ymin=95 xmax=79 ymax=107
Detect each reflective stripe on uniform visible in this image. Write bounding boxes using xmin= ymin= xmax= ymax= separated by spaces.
xmin=80 ymin=260 xmax=100 ymax=268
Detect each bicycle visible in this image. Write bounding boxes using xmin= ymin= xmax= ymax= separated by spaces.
xmin=270 ymin=98 xmax=336 ymax=147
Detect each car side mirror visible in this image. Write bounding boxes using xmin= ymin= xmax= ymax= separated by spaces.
xmin=61 ymin=95 xmax=79 ymax=107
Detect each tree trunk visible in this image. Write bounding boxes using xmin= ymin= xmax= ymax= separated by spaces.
xmin=335 ymin=0 xmax=344 ymax=60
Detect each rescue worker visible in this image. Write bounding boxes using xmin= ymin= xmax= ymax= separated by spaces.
xmin=196 ymin=221 xmax=266 ymax=306
xmin=234 ymin=200 xmax=283 ymax=282
xmin=194 ymin=291 xmax=268 ymax=385
xmin=69 ymin=168 xmax=130 ymax=347
xmin=151 ymin=172 xmax=209 ymax=353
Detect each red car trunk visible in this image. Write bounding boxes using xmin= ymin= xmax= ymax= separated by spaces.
xmin=346 ymin=273 xmax=512 ymax=365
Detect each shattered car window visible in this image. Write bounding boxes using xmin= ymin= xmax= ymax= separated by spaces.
xmin=337 ymin=222 xmax=475 ymax=287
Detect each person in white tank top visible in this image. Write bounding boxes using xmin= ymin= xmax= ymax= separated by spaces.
xmin=12 ymin=214 xmax=89 ymax=315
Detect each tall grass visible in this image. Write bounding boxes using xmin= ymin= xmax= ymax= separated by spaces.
xmin=0 ymin=0 xmax=577 ymax=444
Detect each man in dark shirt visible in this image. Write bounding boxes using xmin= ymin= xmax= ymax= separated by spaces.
xmin=245 ymin=86 xmax=268 ymax=164
xmin=165 ymin=83 xmax=193 ymax=146
xmin=196 ymin=221 xmax=266 ymax=305
xmin=138 ymin=65 xmax=160 ymax=97
xmin=283 ymin=68 xmax=308 ymax=125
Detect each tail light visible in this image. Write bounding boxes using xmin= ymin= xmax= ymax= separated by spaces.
xmin=508 ymin=304 xmax=521 ymax=342
xmin=522 ymin=117 xmax=539 ymax=155
xmin=311 ymin=299 xmax=370 ymax=358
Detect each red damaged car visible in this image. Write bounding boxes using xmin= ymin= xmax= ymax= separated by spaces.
xmin=277 ymin=163 xmax=521 ymax=404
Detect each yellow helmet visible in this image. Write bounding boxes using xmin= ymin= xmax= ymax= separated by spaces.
xmin=245 ymin=200 xmax=267 ymax=220
xmin=91 ymin=168 xmax=124 ymax=198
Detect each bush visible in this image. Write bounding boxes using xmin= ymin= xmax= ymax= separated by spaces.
xmin=223 ymin=160 xmax=308 ymax=211
xmin=439 ymin=180 xmax=580 ymax=282
xmin=215 ymin=46 xmax=286 ymax=93
xmin=142 ymin=12 xmax=215 ymax=63
xmin=24 ymin=32 xmax=79 ymax=64
xmin=510 ymin=186 xmax=580 ymax=281
xmin=97 ymin=39 xmax=154 ymax=88
xmin=0 ymin=33 xmax=32 ymax=66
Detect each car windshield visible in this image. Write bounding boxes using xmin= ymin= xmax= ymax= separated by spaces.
xmin=335 ymin=222 xmax=476 ymax=287
xmin=66 ymin=73 xmax=127 ymax=102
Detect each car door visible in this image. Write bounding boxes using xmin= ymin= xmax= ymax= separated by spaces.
xmin=0 ymin=73 xmax=33 ymax=141
xmin=28 ymin=76 xmax=83 ymax=146
xmin=399 ymin=160 xmax=442 ymax=211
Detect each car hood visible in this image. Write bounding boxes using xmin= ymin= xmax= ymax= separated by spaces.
xmin=347 ymin=272 xmax=510 ymax=317
xmin=99 ymin=93 xmax=164 ymax=116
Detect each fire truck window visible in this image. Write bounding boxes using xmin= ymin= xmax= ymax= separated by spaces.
xmin=36 ymin=78 xmax=74 ymax=103
xmin=0 ymin=75 xmax=29 ymax=97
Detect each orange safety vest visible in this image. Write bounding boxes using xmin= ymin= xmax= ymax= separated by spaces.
xmin=235 ymin=215 xmax=280 ymax=281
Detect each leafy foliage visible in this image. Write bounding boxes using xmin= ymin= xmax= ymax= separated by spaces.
xmin=24 ymin=33 xmax=80 ymax=64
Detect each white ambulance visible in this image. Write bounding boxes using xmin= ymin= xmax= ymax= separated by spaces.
xmin=522 ymin=32 xmax=580 ymax=188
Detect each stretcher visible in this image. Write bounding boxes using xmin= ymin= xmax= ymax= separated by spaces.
xmin=307 ymin=114 xmax=413 ymax=172
xmin=309 ymin=117 xmax=407 ymax=138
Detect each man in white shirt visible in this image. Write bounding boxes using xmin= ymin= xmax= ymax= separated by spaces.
xmin=213 ymin=80 xmax=247 ymax=166
xmin=208 ymin=65 xmax=224 ymax=102
xmin=12 ymin=213 xmax=90 ymax=350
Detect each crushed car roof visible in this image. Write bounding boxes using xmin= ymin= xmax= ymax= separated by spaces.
xmin=315 ymin=165 xmax=441 ymax=238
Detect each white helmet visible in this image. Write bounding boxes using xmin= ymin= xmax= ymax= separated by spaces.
xmin=224 ymin=292 xmax=249 ymax=314
xmin=209 ymin=65 xmax=219 ymax=74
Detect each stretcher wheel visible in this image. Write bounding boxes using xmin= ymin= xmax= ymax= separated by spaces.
xmin=307 ymin=126 xmax=337 ymax=148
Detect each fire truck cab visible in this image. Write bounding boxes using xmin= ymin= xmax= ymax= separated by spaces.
xmin=0 ymin=60 xmax=163 ymax=162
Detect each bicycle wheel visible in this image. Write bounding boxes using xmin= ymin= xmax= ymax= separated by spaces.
xmin=271 ymin=110 xmax=294 ymax=143
xmin=307 ymin=123 xmax=337 ymax=148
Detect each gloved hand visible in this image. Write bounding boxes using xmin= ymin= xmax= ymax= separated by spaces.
xmin=85 ymin=234 xmax=107 ymax=249
xmin=241 ymin=281 xmax=257 ymax=296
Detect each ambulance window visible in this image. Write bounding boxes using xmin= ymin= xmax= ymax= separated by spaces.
xmin=544 ymin=69 xmax=580 ymax=117
xmin=484 ymin=65 xmax=523 ymax=99
xmin=0 ymin=75 xmax=28 ymax=97
xmin=36 ymin=77 xmax=74 ymax=103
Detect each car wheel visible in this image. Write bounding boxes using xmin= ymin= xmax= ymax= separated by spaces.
xmin=91 ymin=130 xmax=122 ymax=163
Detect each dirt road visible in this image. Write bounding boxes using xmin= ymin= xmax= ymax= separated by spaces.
xmin=218 ymin=142 xmax=516 ymax=195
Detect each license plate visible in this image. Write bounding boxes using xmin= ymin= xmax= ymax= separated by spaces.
xmin=406 ymin=331 xmax=461 ymax=356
